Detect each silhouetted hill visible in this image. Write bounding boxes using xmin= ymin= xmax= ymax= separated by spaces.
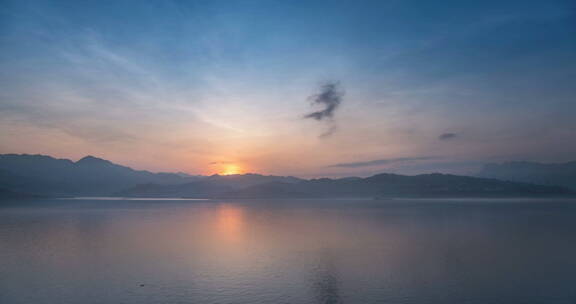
xmin=117 ymin=174 xmax=303 ymax=197
xmin=478 ymin=161 xmax=576 ymax=190
xmin=0 ymin=154 xmax=202 ymax=196
xmin=123 ymin=173 xmax=574 ymax=199
xmin=0 ymin=187 xmax=42 ymax=200
xmin=0 ymin=154 xmax=303 ymax=197
xmin=204 ymin=173 xmax=302 ymax=188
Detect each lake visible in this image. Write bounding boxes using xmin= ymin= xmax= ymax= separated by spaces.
xmin=1 ymin=198 xmax=576 ymax=304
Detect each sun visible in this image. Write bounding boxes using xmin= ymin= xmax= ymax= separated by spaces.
xmin=221 ymin=164 xmax=242 ymax=175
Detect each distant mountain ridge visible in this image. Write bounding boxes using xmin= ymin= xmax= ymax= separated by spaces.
xmin=0 ymin=154 xmax=304 ymax=197
xmin=121 ymin=173 xmax=574 ymax=199
xmin=117 ymin=174 xmax=303 ymax=198
xmin=478 ymin=161 xmax=576 ymax=190
xmin=1 ymin=154 xmax=574 ymax=199
xmin=220 ymin=173 xmax=573 ymax=199
xmin=0 ymin=154 xmax=202 ymax=196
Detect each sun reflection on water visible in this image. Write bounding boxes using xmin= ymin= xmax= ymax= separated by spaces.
xmin=215 ymin=204 xmax=245 ymax=244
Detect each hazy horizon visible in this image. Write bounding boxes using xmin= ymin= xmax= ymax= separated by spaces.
xmin=0 ymin=152 xmax=484 ymax=178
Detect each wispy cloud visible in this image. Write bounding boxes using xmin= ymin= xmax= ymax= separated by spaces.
xmin=329 ymin=156 xmax=441 ymax=168
xmin=304 ymin=81 xmax=344 ymax=137
xmin=304 ymin=81 xmax=344 ymax=121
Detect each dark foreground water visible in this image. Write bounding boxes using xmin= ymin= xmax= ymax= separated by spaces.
xmin=1 ymin=198 xmax=576 ymax=304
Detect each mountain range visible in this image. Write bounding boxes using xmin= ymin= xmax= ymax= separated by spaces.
xmin=0 ymin=154 xmax=574 ymax=199
xmin=477 ymin=161 xmax=576 ymax=190
xmin=0 ymin=154 xmax=201 ymax=196
xmin=219 ymin=173 xmax=573 ymax=198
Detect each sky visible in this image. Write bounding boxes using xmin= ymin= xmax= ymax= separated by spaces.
xmin=0 ymin=0 xmax=575 ymax=177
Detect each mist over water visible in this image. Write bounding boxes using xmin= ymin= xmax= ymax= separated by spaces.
xmin=1 ymin=198 xmax=576 ymax=304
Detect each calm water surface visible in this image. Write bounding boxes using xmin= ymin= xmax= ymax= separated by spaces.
xmin=1 ymin=198 xmax=576 ymax=304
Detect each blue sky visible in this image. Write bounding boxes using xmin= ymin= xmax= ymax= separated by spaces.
xmin=0 ymin=0 xmax=574 ymax=176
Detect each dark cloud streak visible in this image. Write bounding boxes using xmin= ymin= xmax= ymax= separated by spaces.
xmin=304 ymin=82 xmax=344 ymax=121
xmin=329 ymin=156 xmax=441 ymax=168
xmin=304 ymin=82 xmax=344 ymax=137
xmin=439 ymin=133 xmax=457 ymax=140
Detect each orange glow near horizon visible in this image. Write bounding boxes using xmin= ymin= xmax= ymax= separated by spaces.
xmin=220 ymin=164 xmax=243 ymax=175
